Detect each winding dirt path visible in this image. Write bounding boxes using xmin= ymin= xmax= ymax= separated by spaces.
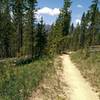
xmin=61 ymin=54 xmax=99 ymax=100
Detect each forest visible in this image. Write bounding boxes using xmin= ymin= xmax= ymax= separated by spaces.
xmin=0 ymin=0 xmax=100 ymax=58
xmin=0 ymin=0 xmax=100 ymax=100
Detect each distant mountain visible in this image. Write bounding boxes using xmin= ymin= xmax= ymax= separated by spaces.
xmin=35 ymin=24 xmax=51 ymax=32
xmin=45 ymin=24 xmax=51 ymax=32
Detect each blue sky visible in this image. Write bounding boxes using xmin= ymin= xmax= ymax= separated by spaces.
xmin=36 ymin=0 xmax=93 ymax=26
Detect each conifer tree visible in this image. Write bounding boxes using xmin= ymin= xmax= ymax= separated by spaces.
xmin=0 ymin=0 xmax=15 ymax=58
xmin=48 ymin=0 xmax=72 ymax=55
xmin=27 ymin=0 xmax=37 ymax=58
xmin=35 ymin=18 xmax=47 ymax=58
xmin=14 ymin=0 xmax=23 ymax=54
xmin=70 ymin=23 xmax=74 ymax=34
xmin=79 ymin=12 xmax=86 ymax=48
xmin=89 ymin=0 xmax=99 ymax=45
xmin=61 ymin=0 xmax=72 ymax=36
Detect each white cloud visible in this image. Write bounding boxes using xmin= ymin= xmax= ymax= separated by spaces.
xmin=77 ymin=4 xmax=83 ymax=8
xmin=36 ymin=7 xmax=60 ymax=16
xmin=75 ymin=19 xmax=81 ymax=26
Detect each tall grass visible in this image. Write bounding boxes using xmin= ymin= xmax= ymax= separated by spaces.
xmin=0 ymin=58 xmax=53 ymax=100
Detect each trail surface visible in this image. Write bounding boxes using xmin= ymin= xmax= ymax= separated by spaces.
xmin=61 ymin=54 xmax=99 ymax=100
xmin=30 ymin=54 xmax=99 ymax=100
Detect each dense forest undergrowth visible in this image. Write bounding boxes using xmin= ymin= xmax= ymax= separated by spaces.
xmin=70 ymin=50 xmax=100 ymax=98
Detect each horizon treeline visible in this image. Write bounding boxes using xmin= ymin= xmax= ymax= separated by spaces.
xmin=0 ymin=0 xmax=100 ymax=59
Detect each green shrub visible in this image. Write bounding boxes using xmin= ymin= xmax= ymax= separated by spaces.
xmin=15 ymin=56 xmax=33 ymax=66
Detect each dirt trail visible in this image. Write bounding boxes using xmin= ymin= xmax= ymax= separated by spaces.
xmin=29 ymin=57 xmax=69 ymax=100
xmin=30 ymin=54 xmax=99 ymax=100
xmin=61 ymin=54 xmax=99 ymax=100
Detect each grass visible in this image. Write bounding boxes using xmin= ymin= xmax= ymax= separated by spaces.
xmin=30 ymin=56 xmax=69 ymax=100
xmin=0 ymin=57 xmax=53 ymax=100
xmin=70 ymin=50 xmax=100 ymax=98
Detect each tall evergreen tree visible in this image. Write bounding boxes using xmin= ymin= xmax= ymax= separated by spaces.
xmin=79 ymin=12 xmax=86 ymax=48
xmin=14 ymin=0 xmax=23 ymax=54
xmin=72 ymin=23 xmax=81 ymax=50
xmin=0 ymin=0 xmax=15 ymax=58
xmin=47 ymin=19 xmax=63 ymax=55
xmin=61 ymin=0 xmax=71 ymax=36
xmin=94 ymin=8 xmax=100 ymax=44
xmin=70 ymin=23 xmax=74 ymax=34
xmin=35 ymin=18 xmax=47 ymax=58
xmin=27 ymin=0 xmax=37 ymax=58
xmin=89 ymin=0 xmax=99 ymax=45
xmin=48 ymin=0 xmax=72 ymax=55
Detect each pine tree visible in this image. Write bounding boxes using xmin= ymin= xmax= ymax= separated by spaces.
xmin=0 ymin=0 xmax=15 ymax=58
xmin=14 ymin=0 xmax=23 ymax=54
xmin=89 ymin=0 xmax=99 ymax=45
xmin=72 ymin=23 xmax=81 ymax=50
xmin=35 ymin=18 xmax=47 ymax=58
xmin=27 ymin=0 xmax=37 ymax=58
xmin=95 ymin=9 xmax=100 ymax=44
xmin=70 ymin=23 xmax=74 ymax=34
xmin=79 ymin=12 xmax=86 ymax=48
xmin=48 ymin=0 xmax=72 ymax=55
xmin=47 ymin=19 xmax=63 ymax=55
xmin=61 ymin=0 xmax=72 ymax=36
